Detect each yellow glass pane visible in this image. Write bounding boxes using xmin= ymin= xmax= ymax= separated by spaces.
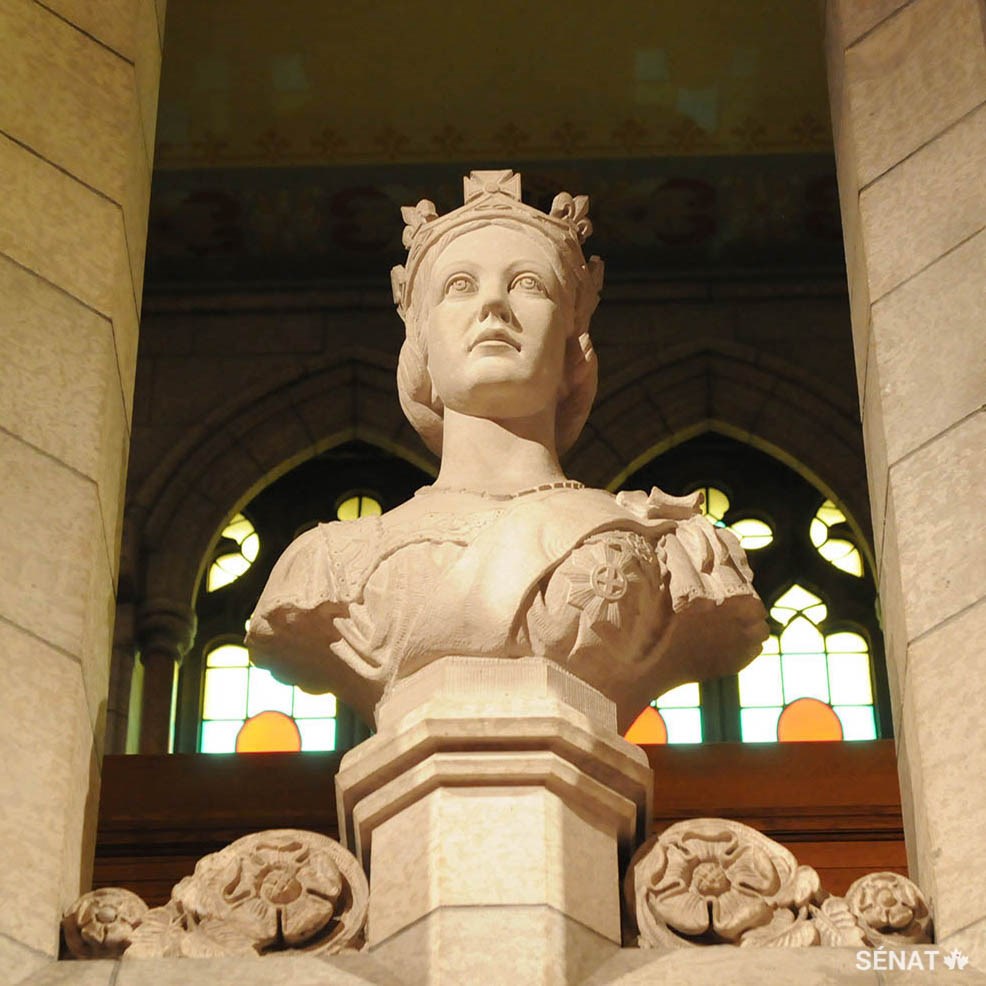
xmin=803 ymin=601 xmax=829 ymax=624
xmin=826 ymin=631 xmax=868 ymax=653
xmin=207 ymin=644 xmax=250 ymax=668
xmin=740 ymin=707 xmax=781 ymax=742
xmin=202 ymin=667 xmax=249 ymax=720
xmin=207 ymin=552 xmax=251 ymax=591
xmin=655 ymin=682 xmax=700 ymax=708
xmin=246 ymin=667 xmax=294 ymax=716
xmin=781 ymin=651 xmax=830 ymax=703
xmin=222 ymin=514 xmax=254 ymax=544
xmin=819 ymin=539 xmax=863 ymax=576
xmin=662 ymin=708 xmax=703 ymax=743
xmin=780 ymin=616 xmax=825 ymax=654
xmin=828 ymin=651 xmax=873 ymax=705
xmin=809 ymin=517 xmax=827 ymax=548
xmin=815 ymin=500 xmax=846 ymax=527
xmin=241 ymin=531 xmax=260 ymax=562
xmin=730 ymin=518 xmax=773 ymax=550
xmin=297 ymin=718 xmax=337 ymax=751
xmin=336 ymin=496 xmax=361 ymax=521
xmin=359 ymin=496 xmax=383 ymax=517
xmin=705 ymin=487 xmax=730 ymax=522
xmin=201 ymin=720 xmax=241 ymax=754
xmin=770 ymin=584 xmax=824 ymax=624
xmin=760 ymin=634 xmax=780 ymax=655
xmin=292 ymin=688 xmax=337 ymax=718
xmin=738 ymin=650 xmax=783 ymax=707
xmin=834 ymin=706 xmax=877 ymax=740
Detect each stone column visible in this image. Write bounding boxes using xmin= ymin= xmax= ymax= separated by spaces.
xmin=336 ymin=657 xmax=652 ymax=986
xmin=135 ymin=599 xmax=195 ymax=754
xmin=825 ymin=0 xmax=986 ymax=956
xmin=0 ymin=0 xmax=163 ymax=977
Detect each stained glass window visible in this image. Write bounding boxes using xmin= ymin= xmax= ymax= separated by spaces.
xmin=625 ymin=682 xmax=702 ymax=744
xmin=207 ymin=514 xmax=260 ymax=592
xmin=336 ymin=494 xmax=382 ymax=521
xmin=810 ymin=500 xmax=863 ymax=577
xmin=698 ymin=486 xmax=774 ymax=552
xmin=200 ymin=643 xmax=337 ymax=753
xmin=738 ymin=585 xmax=876 ymax=742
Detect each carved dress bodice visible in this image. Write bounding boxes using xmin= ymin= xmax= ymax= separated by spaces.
xmin=246 ymin=486 xmax=767 ymax=730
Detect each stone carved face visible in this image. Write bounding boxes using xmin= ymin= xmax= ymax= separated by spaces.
xmin=421 ymin=225 xmax=574 ymax=425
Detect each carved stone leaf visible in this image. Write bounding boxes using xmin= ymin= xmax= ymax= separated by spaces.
xmin=810 ymin=896 xmax=867 ymax=947
xmin=740 ymin=907 xmax=819 ymax=948
xmin=771 ymin=864 xmax=822 ymax=910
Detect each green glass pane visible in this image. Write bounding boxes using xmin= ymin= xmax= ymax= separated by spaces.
xmin=834 ymin=706 xmax=877 ymax=741
xmin=655 ymin=682 xmax=700 ymax=708
xmin=781 ymin=652 xmax=830 ymax=703
xmin=662 ymin=708 xmax=702 ymax=744
xmin=200 ymin=719 xmax=241 ymax=753
xmin=738 ymin=650 xmax=783 ymax=707
xmin=202 ymin=667 xmax=249 ymax=720
xmin=826 ymin=631 xmax=867 ymax=654
xmin=247 ymin=667 xmax=294 ymax=717
xmin=297 ymin=718 xmax=337 ymax=751
xmin=780 ymin=616 xmax=825 ymax=654
xmin=828 ymin=651 xmax=873 ymax=705
xmin=292 ymin=688 xmax=337 ymax=718
xmin=740 ymin=707 xmax=781 ymax=742
xmin=207 ymin=644 xmax=250 ymax=668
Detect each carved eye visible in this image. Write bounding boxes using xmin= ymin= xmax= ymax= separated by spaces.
xmin=444 ymin=274 xmax=476 ymax=296
xmin=510 ymin=273 xmax=546 ymax=295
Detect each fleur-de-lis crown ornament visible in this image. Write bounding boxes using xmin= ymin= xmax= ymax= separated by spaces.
xmin=390 ymin=169 xmax=602 ymax=320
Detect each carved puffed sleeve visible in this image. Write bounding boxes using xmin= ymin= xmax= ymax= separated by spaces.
xmin=246 ymin=520 xmax=394 ymax=708
xmin=518 ymin=487 xmax=766 ymax=729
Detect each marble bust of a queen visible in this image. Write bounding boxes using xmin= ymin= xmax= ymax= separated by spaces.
xmin=247 ymin=170 xmax=767 ymax=731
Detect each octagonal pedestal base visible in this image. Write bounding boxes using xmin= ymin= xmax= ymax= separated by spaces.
xmin=335 ymin=657 xmax=653 ymax=986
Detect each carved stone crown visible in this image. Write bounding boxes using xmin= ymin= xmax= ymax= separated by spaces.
xmin=390 ymin=169 xmax=596 ymax=320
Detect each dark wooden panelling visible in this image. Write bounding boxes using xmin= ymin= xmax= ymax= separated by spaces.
xmin=94 ymin=741 xmax=904 ymax=905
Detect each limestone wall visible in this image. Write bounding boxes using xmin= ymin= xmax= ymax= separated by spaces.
xmin=0 ymin=0 xmax=163 ymax=976
xmin=826 ymin=0 xmax=986 ymax=956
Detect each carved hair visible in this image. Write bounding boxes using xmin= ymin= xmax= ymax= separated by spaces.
xmin=392 ymin=171 xmax=604 ymax=456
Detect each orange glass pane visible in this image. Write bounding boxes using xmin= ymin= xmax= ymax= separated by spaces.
xmin=235 ymin=710 xmax=302 ymax=753
xmin=624 ymin=706 xmax=668 ymax=745
xmin=777 ymin=697 xmax=844 ymax=742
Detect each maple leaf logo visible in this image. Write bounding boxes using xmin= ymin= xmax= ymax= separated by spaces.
xmin=943 ymin=948 xmax=970 ymax=970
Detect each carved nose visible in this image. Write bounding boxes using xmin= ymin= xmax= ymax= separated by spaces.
xmin=478 ymin=292 xmax=511 ymax=323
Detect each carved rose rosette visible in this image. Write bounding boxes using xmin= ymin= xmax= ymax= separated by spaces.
xmin=62 ymin=887 xmax=149 ymax=958
xmin=64 ymin=829 xmax=368 ymax=960
xmin=625 ymin=818 xmax=932 ymax=950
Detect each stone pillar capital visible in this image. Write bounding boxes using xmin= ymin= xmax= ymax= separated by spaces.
xmin=135 ymin=598 xmax=197 ymax=665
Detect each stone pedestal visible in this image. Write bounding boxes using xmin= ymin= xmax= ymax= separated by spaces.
xmin=335 ymin=657 xmax=652 ymax=986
